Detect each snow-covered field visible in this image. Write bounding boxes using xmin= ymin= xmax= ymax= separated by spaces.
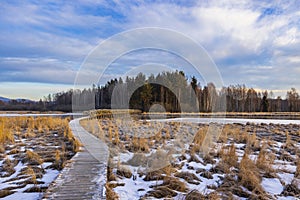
xmin=152 ymin=117 xmax=300 ymax=125
xmin=0 ymin=117 xmax=79 ymax=199
xmin=82 ymin=117 xmax=300 ymax=200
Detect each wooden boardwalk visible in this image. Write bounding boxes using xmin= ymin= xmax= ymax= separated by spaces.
xmin=43 ymin=118 xmax=108 ymax=200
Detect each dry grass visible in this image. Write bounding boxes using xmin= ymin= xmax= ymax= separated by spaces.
xmin=24 ymin=128 xmax=36 ymax=138
xmin=24 ymin=150 xmax=43 ymax=165
xmin=1 ymin=158 xmax=16 ymax=177
xmin=126 ymin=153 xmax=147 ymax=167
xmin=256 ymin=143 xmax=275 ymax=174
xmin=0 ymin=190 xmax=14 ymax=198
xmin=0 ymin=118 xmax=14 ymax=144
xmin=296 ymin=158 xmax=300 ymax=178
xmin=0 ymin=116 xmax=80 ymax=198
xmin=185 ymin=190 xmax=221 ymax=200
xmin=52 ymin=149 xmax=66 ymax=170
xmin=145 ymin=175 xmax=187 ymax=199
xmin=216 ymin=143 xmax=239 ymax=173
xmin=129 ymin=136 xmax=150 ymax=152
xmin=26 ymin=167 xmax=37 ymax=185
xmin=238 ymin=152 xmax=262 ymax=193
xmin=0 ymin=144 xmax=5 ymax=153
xmin=105 ymin=183 xmax=119 ymax=200
xmin=116 ymin=165 xmax=132 ymax=178
xmin=174 ymin=171 xmax=201 ymax=185
xmin=107 ymin=167 xmax=117 ymax=182
xmin=63 ymin=125 xmax=82 ymax=152
xmin=246 ymin=132 xmax=260 ymax=151
xmin=185 ymin=190 xmax=205 ymax=200
xmin=85 ymin=115 xmax=300 ymax=199
xmin=146 ymin=185 xmax=177 ymax=198
xmin=284 ymin=131 xmax=294 ymax=149
xmin=161 ymin=176 xmax=187 ymax=192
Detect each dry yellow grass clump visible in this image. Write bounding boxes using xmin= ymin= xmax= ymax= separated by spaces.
xmin=296 ymin=158 xmax=300 ymax=178
xmin=191 ymin=127 xmax=206 ymax=153
xmin=105 ymin=183 xmax=119 ymax=200
xmin=26 ymin=167 xmax=37 ymax=185
xmin=256 ymin=142 xmax=275 ymax=174
xmin=130 ymin=136 xmax=149 ymax=152
xmin=0 ymin=118 xmax=15 ymax=144
xmin=219 ymin=143 xmax=239 ymax=171
xmin=238 ymin=152 xmax=263 ymax=194
xmin=24 ymin=150 xmax=43 ymax=165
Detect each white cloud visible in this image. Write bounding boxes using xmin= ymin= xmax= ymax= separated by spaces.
xmin=1 ymin=0 xmax=300 ymax=98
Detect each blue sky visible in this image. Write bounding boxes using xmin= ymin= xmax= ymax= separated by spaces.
xmin=0 ymin=0 xmax=300 ymax=100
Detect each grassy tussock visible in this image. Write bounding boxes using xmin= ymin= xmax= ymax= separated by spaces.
xmin=238 ymin=152 xmax=262 ymax=192
xmin=116 ymin=165 xmax=132 ymax=178
xmin=24 ymin=150 xmax=43 ymax=165
xmin=130 ymin=136 xmax=149 ymax=152
xmin=0 ymin=190 xmax=14 ymax=198
xmin=296 ymin=158 xmax=300 ymax=178
xmin=52 ymin=149 xmax=66 ymax=170
xmin=219 ymin=143 xmax=239 ymax=172
xmin=146 ymin=185 xmax=177 ymax=198
xmin=256 ymin=143 xmax=275 ymax=174
xmin=160 ymin=176 xmax=187 ymax=192
xmin=63 ymin=126 xmax=82 ymax=152
xmin=2 ymin=158 xmax=17 ymax=177
xmin=0 ymin=118 xmax=14 ymax=144
xmin=0 ymin=144 xmax=4 ymax=153
xmin=105 ymin=183 xmax=119 ymax=200
xmin=174 ymin=171 xmax=201 ymax=185
xmin=26 ymin=167 xmax=37 ymax=185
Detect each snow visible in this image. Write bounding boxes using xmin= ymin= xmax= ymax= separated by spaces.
xmin=277 ymin=173 xmax=295 ymax=185
xmin=152 ymin=117 xmax=300 ymax=125
xmin=114 ymin=175 xmax=163 ymax=200
xmin=261 ymin=178 xmax=283 ymax=195
xmin=2 ymin=192 xmax=42 ymax=200
xmin=119 ymin=152 xmax=134 ymax=163
xmin=274 ymin=163 xmax=297 ymax=173
xmin=39 ymin=169 xmax=59 ymax=186
xmin=0 ymin=161 xmax=24 ymax=185
xmin=277 ymin=196 xmax=298 ymax=200
xmin=183 ymin=161 xmax=212 ymax=171
xmin=41 ymin=162 xmax=53 ymax=169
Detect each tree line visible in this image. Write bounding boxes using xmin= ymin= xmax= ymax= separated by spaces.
xmin=1 ymin=71 xmax=300 ymax=112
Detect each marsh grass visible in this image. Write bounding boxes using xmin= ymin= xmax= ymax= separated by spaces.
xmin=256 ymin=143 xmax=275 ymax=175
xmin=0 ymin=116 xmax=81 ymax=198
xmin=238 ymin=152 xmax=263 ymax=194
xmin=174 ymin=171 xmax=201 ymax=185
xmin=0 ymin=190 xmax=14 ymax=198
xmin=296 ymin=158 xmax=300 ymax=178
xmin=1 ymin=158 xmax=17 ymax=177
xmin=25 ymin=167 xmax=37 ymax=185
xmin=116 ymin=165 xmax=132 ymax=178
xmin=24 ymin=150 xmax=43 ymax=165
xmin=105 ymin=183 xmax=119 ymax=200
xmin=52 ymin=149 xmax=65 ymax=170
xmin=83 ymin=116 xmax=300 ymax=199
xmin=0 ymin=119 xmax=14 ymax=144
xmin=219 ymin=143 xmax=239 ymax=172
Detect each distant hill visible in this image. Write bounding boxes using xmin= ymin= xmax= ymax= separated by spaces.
xmin=0 ymin=96 xmax=10 ymax=103
xmin=0 ymin=96 xmax=35 ymax=103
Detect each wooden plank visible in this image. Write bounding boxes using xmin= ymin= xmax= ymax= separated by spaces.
xmin=43 ymin=118 xmax=108 ymax=200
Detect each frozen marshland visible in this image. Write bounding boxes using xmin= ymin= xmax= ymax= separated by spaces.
xmin=81 ymin=117 xmax=300 ymax=200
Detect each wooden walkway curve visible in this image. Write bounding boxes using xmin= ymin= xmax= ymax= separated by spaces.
xmin=43 ymin=117 xmax=108 ymax=200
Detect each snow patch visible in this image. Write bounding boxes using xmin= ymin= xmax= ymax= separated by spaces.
xmin=261 ymin=178 xmax=283 ymax=195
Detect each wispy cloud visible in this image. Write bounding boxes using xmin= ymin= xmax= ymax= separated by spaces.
xmin=0 ymin=0 xmax=299 ymax=99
